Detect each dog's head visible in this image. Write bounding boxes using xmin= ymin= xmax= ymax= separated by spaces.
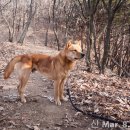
xmin=64 ymin=40 xmax=85 ymax=61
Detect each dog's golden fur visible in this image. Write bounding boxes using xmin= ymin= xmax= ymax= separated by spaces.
xmin=4 ymin=40 xmax=84 ymax=105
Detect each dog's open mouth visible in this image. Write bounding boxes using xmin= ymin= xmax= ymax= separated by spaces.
xmin=74 ymin=58 xmax=80 ymax=60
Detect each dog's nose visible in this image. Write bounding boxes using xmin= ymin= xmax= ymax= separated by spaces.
xmin=81 ymin=53 xmax=85 ymax=58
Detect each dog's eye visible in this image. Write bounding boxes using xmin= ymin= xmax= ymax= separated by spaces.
xmin=73 ymin=50 xmax=77 ymax=52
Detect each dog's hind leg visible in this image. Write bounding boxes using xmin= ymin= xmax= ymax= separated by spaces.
xmin=17 ymin=68 xmax=31 ymax=103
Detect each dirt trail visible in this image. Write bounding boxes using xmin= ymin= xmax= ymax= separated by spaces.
xmin=0 ymin=42 xmax=124 ymax=130
xmin=0 ymin=42 xmax=93 ymax=130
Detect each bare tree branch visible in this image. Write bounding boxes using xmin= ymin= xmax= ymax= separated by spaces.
xmin=102 ymin=0 xmax=108 ymax=12
xmin=0 ymin=0 xmax=12 ymax=11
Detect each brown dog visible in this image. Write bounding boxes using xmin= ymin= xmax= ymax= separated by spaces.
xmin=4 ymin=40 xmax=84 ymax=105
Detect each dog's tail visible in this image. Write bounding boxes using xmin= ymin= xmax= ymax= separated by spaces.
xmin=4 ymin=56 xmax=21 ymax=79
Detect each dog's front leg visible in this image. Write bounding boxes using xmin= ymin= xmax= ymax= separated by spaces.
xmin=59 ymin=78 xmax=68 ymax=102
xmin=54 ymin=80 xmax=61 ymax=105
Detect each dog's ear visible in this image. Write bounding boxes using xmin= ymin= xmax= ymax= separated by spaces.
xmin=76 ymin=40 xmax=81 ymax=46
xmin=65 ymin=40 xmax=72 ymax=48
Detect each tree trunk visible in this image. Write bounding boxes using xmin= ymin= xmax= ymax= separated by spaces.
xmin=45 ymin=2 xmax=51 ymax=46
xmin=86 ymin=27 xmax=92 ymax=72
xmin=45 ymin=25 xmax=49 ymax=46
xmin=17 ymin=18 xmax=32 ymax=44
xmin=101 ymin=17 xmax=113 ymax=73
xmin=52 ymin=0 xmax=60 ymax=50
xmin=17 ymin=0 xmax=36 ymax=44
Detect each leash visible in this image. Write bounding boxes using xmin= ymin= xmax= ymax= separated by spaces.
xmin=66 ymin=88 xmax=130 ymax=127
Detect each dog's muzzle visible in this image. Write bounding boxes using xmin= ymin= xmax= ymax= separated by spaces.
xmin=81 ymin=53 xmax=85 ymax=58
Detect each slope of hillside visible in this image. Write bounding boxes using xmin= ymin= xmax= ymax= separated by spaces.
xmin=0 ymin=42 xmax=90 ymax=130
xmin=0 ymin=42 xmax=129 ymax=130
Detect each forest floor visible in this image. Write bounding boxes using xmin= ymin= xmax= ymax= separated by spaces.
xmin=0 ymin=23 xmax=130 ymax=130
xmin=0 ymin=42 xmax=129 ymax=130
xmin=0 ymin=42 xmax=94 ymax=130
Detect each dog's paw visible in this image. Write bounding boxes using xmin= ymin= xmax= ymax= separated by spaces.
xmin=55 ymin=99 xmax=61 ymax=106
xmin=61 ymin=96 xmax=68 ymax=102
xmin=21 ymin=97 xmax=26 ymax=103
